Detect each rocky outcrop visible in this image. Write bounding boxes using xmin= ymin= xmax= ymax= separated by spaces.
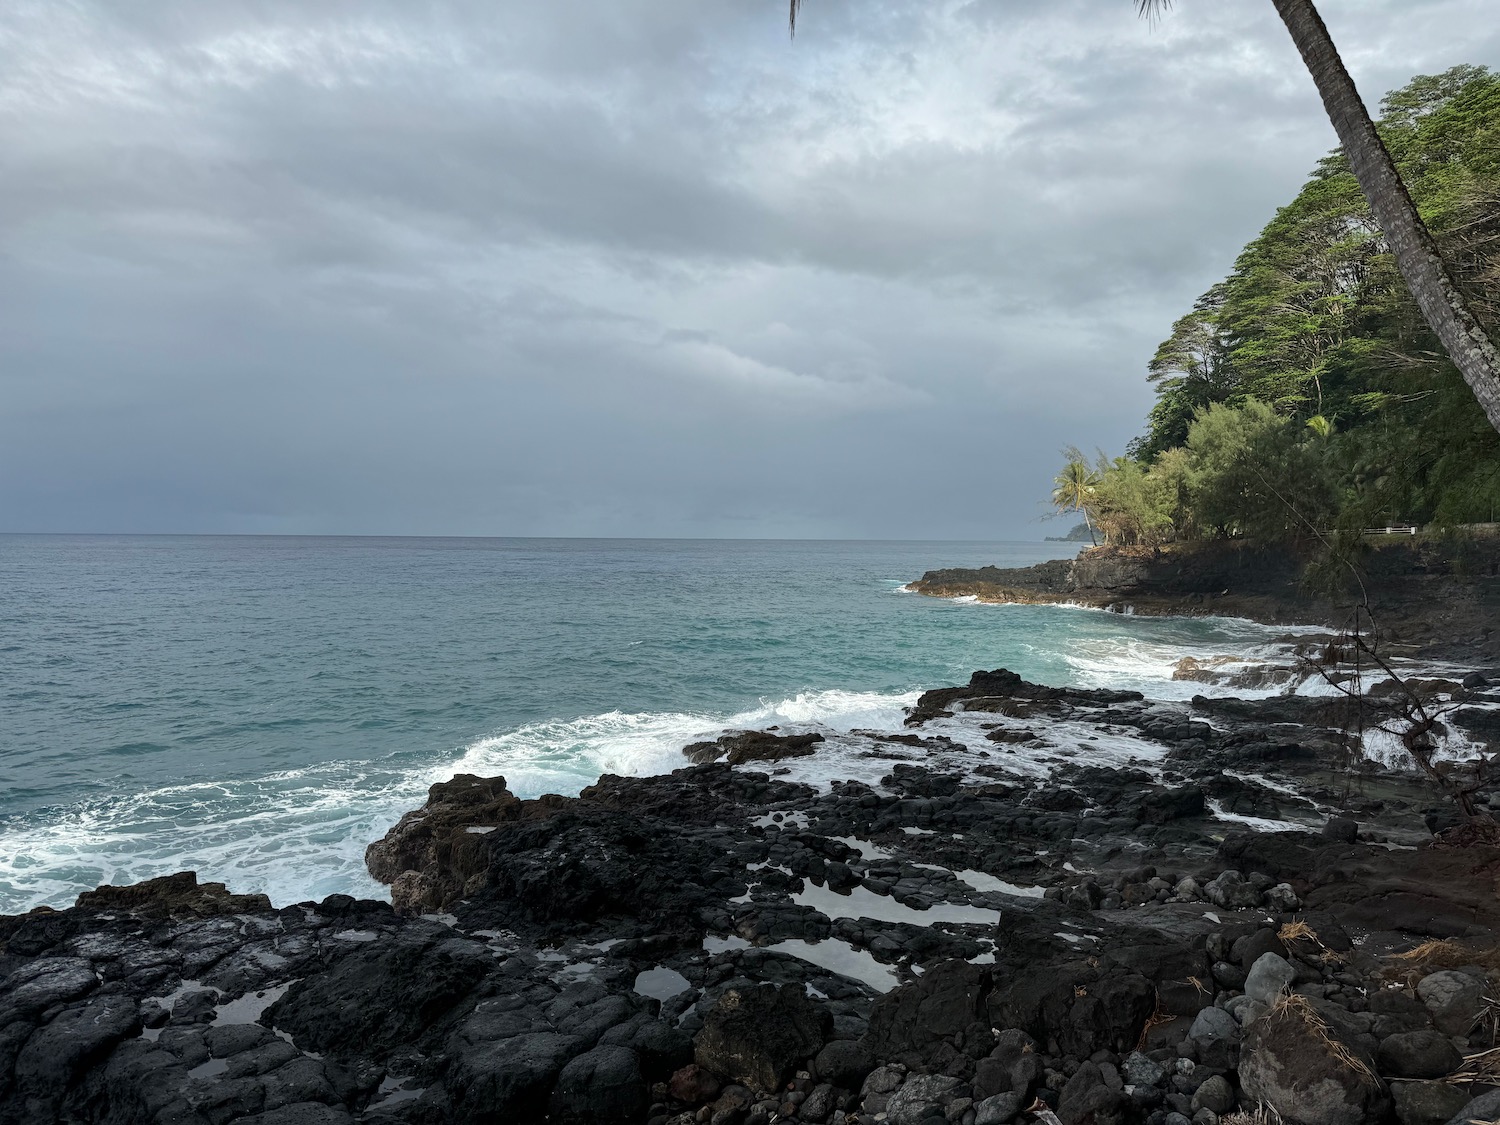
xmin=910 ymin=543 xmax=1316 ymax=622
xmin=363 ymin=773 xmax=530 ymax=913
xmin=682 ymin=730 xmax=825 ymax=766
xmin=910 ymin=540 xmax=1500 ymax=662
xmin=5 ymin=666 xmax=1500 ymax=1124
xmin=73 ymin=871 xmax=272 ymax=917
xmin=693 ymin=985 xmax=831 ymax=1092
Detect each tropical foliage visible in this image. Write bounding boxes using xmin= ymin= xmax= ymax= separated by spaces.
xmin=1057 ymin=66 xmax=1500 ymax=546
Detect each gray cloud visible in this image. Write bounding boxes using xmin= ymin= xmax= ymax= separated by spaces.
xmin=1 ymin=0 xmax=1497 ymax=536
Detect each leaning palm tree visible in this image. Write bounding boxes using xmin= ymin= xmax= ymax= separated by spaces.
xmin=1052 ymin=452 xmax=1101 ymax=546
xmin=789 ymin=0 xmax=1500 ymax=434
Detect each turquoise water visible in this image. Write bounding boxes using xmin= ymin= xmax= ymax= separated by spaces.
xmin=0 ymin=535 xmax=1305 ymax=911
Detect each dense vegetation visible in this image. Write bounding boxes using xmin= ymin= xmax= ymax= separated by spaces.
xmin=1055 ymin=66 xmax=1500 ymax=546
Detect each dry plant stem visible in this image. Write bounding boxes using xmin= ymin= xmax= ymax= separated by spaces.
xmin=1307 ymin=616 xmax=1484 ymax=817
xmin=1220 ymin=1110 xmax=1283 ymax=1125
xmin=1253 ymin=458 xmax=1494 ymax=819
xmin=1268 ymin=993 xmax=1377 ymax=1082
xmin=1446 ymin=1043 xmax=1500 ymax=1083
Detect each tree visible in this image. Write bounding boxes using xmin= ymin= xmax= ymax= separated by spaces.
xmin=1126 ymin=67 xmax=1500 ymax=533
xmin=1131 ymin=284 xmax=1235 ymax=458
xmin=788 ymin=1 xmax=1500 ymax=435
xmin=1051 ymin=449 xmax=1100 ymax=545
xmin=1093 ymin=456 xmax=1176 ymax=546
xmin=1184 ymin=399 xmax=1337 ymax=540
xmin=1137 ymin=0 xmax=1500 ymax=434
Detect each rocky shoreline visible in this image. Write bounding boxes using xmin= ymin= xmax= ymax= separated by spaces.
xmin=909 ymin=540 xmax=1500 ymax=664
xmin=4 ymin=662 xmax=1500 ymax=1125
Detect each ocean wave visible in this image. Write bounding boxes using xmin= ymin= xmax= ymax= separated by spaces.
xmin=0 ymin=596 xmax=1458 ymax=915
xmin=0 ymin=687 xmax=918 ymax=915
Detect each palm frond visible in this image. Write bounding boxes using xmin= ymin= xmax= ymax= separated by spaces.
xmin=790 ymin=0 xmax=803 ymax=37
xmin=1136 ymin=0 xmax=1172 ymax=22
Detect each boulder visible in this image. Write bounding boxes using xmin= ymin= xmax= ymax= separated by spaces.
xmin=1443 ymin=1088 xmax=1500 ymax=1125
xmin=868 ymin=960 xmax=990 ymax=1067
xmin=1376 ymin=1030 xmax=1462 ymax=1079
xmin=1239 ymin=998 xmax=1387 ymax=1125
xmin=1265 ymin=883 xmax=1302 ymax=912
xmin=1057 ymin=1061 xmax=1121 ymax=1125
xmin=1190 ymin=1005 xmax=1240 ymax=1043
xmin=1204 ymin=870 xmax=1264 ymax=910
xmin=448 ymin=1031 xmax=585 ymax=1122
xmin=1416 ymin=970 xmax=1485 ymax=1038
xmin=884 ymin=1074 xmax=964 ymax=1125
xmin=974 ymin=1091 xmax=1023 ymax=1125
xmin=1244 ymin=952 xmax=1296 ymax=1004
xmin=1392 ymin=1079 xmax=1470 ymax=1125
xmin=1192 ymin=1074 xmax=1235 ymax=1115
xmin=548 ymin=1045 xmax=647 ymax=1123
xmin=599 ymin=1015 xmax=693 ymax=1079
xmin=813 ymin=1039 xmax=874 ymax=1088
xmin=667 ymin=1063 xmax=721 ymax=1104
xmin=986 ymin=961 xmax=1156 ymax=1059
xmin=1121 ymin=1050 xmax=1165 ymax=1087
xmin=261 ymin=1058 xmax=339 ymax=1111
xmin=451 ymin=800 xmax=750 ymax=945
xmin=1231 ymin=928 xmax=1287 ymax=969
xmin=1322 ymin=817 xmax=1359 ymax=844
xmin=693 ymin=984 xmax=830 ymax=1093
xmin=682 ymin=730 xmax=824 ymax=766
xmin=800 ymin=1083 xmax=837 ymax=1123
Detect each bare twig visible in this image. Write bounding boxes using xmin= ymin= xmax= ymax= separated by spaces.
xmin=1249 ymin=460 xmax=1494 ymax=820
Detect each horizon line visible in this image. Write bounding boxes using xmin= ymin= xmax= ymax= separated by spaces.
xmin=0 ymin=531 xmax=1069 ymax=544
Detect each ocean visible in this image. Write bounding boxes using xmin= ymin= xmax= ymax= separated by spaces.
xmin=0 ymin=535 xmax=1317 ymax=914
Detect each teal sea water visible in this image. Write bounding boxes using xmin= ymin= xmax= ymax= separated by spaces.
xmin=0 ymin=535 xmax=1310 ymax=913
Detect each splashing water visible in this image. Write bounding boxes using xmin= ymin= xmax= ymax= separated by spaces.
xmin=0 ymin=535 xmax=1345 ymax=912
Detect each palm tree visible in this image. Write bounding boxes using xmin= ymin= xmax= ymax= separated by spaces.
xmin=789 ymin=0 xmax=1500 ymax=434
xmin=1052 ymin=452 xmax=1100 ymax=546
xmin=1145 ymin=0 xmax=1500 ymax=433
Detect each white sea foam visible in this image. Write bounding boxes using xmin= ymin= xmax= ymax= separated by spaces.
xmin=1061 ymin=635 xmax=1305 ymax=702
xmin=1360 ymin=725 xmax=1487 ymax=771
xmin=0 ymin=687 xmax=919 ymax=913
xmin=0 ymin=596 xmax=1460 ymax=915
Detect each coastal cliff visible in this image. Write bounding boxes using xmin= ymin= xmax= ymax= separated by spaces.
xmin=912 ymin=540 xmax=1500 ymax=661
xmin=5 ymin=666 xmax=1500 ymax=1125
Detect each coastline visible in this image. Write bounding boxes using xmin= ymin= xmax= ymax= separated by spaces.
xmin=909 ymin=539 xmax=1500 ymax=666
xmin=6 ymin=650 xmax=1500 ymax=1124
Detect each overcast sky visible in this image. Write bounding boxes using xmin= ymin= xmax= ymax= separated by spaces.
xmin=2 ymin=0 xmax=1496 ymax=538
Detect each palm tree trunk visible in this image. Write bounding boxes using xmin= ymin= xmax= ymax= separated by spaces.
xmin=1271 ymin=0 xmax=1500 ymax=432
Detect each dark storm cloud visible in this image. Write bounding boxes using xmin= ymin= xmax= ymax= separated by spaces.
xmin=2 ymin=0 xmax=1497 ymax=536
